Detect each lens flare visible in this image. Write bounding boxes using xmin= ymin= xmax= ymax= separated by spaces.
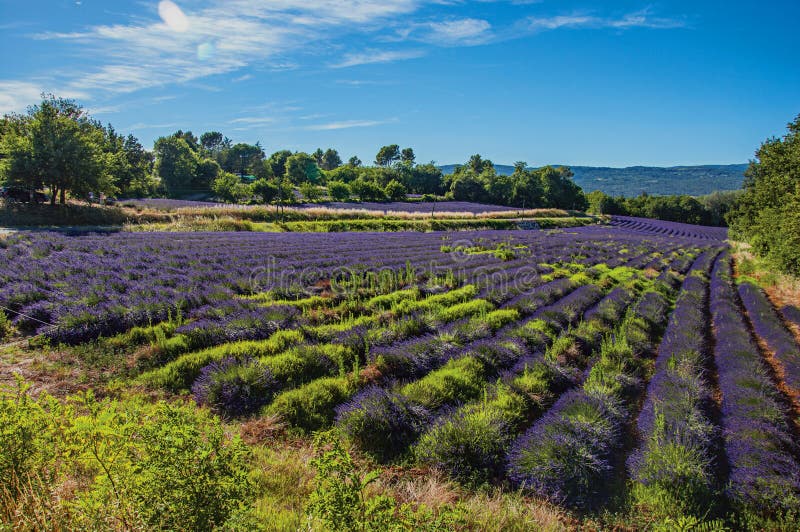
xmin=158 ymin=1 xmax=189 ymax=32
xmin=197 ymin=42 xmax=215 ymax=61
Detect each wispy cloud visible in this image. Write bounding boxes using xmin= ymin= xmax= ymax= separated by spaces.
xmin=525 ymin=9 xmax=686 ymax=32
xmin=330 ymin=49 xmax=425 ymax=68
xmin=3 ymin=2 xmax=686 ymax=113
xmin=305 ymin=119 xmax=390 ymax=130
xmin=125 ymin=122 xmax=180 ymax=130
xmin=404 ymin=18 xmax=493 ymax=46
xmin=229 ymin=116 xmax=276 ymax=125
xmin=0 ymin=80 xmax=87 ymax=115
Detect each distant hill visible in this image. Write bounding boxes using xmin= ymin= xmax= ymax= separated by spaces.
xmin=438 ymin=163 xmax=748 ymax=197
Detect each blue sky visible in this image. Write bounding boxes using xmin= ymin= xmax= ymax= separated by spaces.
xmin=1 ymin=1 xmax=798 ymax=167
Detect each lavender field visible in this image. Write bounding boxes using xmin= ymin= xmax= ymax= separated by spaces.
xmin=1 ymin=217 xmax=799 ymax=529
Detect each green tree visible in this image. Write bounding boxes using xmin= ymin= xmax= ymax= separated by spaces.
xmin=200 ymin=131 xmax=224 ymax=155
xmin=300 ymin=181 xmax=322 ymax=202
xmin=328 ymin=181 xmax=351 ymax=201
xmin=375 ymin=145 xmax=400 ymax=167
xmin=286 ymin=152 xmax=321 ymax=184
xmin=211 ymin=172 xmax=249 ymax=203
xmin=321 ymin=148 xmax=343 ymax=171
xmin=728 ymin=114 xmax=800 ymax=274
xmin=313 ymin=148 xmax=325 ymax=167
xmin=348 ymin=156 xmax=362 ymax=167
xmin=154 ymin=135 xmax=198 ymax=197
xmin=267 ymin=150 xmax=293 ymax=178
xmin=0 ymin=95 xmax=110 ymax=205
xmin=400 ymin=147 xmax=415 ymax=166
xmin=385 ymin=180 xmax=407 ymax=201
xmin=540 ymin=166 xmax=587 ymax=210
xmin=252 ymin=178 xmax=280 ymax=204
xmin=351 ymin=179 xmax=386 ymax=202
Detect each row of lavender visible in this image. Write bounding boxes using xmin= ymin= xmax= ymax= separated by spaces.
xmin=610 ymin=215 xmax=728 ymax=241
xmin=0 ymin=226 xmax=702 ymax=343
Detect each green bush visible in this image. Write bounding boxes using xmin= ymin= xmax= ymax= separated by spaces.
xmin=0 ymin=310 xmax=11 ymax=340
xmin=401 ymin=356 xmax=486 ymax=410
xmin=414 ymin=385 xmax=530 ymax=486
xmin=265 ymin=377 xmax=355 ymax=433
xmin=0 ymin=381 xmax=253 ymax=530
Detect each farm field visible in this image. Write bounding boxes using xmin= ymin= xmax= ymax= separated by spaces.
xmin=1 ymin=217 xmax=799 ymax=530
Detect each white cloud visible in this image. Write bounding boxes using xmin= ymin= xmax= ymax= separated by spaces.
xmin=525 ymin=10 xmax=686 ymax=32
xmin=330 ymin=49 xmax=425 ymax=68
xmin=305 ymin=119 xmax=389 ymax=130
xmin=158 ymin=1 xmax=190 ymax=33
xmin=229 ymin=116 xmax=276 ymax=125
xmin=0 ymin=80 xmax=88 ymax=114
xmin=405 ymin=18 xmax=492 ymax=46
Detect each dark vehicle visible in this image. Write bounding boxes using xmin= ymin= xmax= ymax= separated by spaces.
xmin=1 ymin=186 xmax=49 ymax=204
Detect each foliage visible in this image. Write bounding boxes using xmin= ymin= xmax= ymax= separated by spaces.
xmin=212 ymin=171 xmax=251 ymax=203
xmin=0 ymin=95 xmax=113 ymax=204
xmin=728 ymin=114 xmax=800 ymax=274
xmin=328 ymin=180 xmax=351 ymax=201
xmin=0 ymin=380 xmax=253 ymax=530
xmin=336 ymin=387 xmax=430 ymax=463
xmin=192 ymin=356 xmax=277 ymax=418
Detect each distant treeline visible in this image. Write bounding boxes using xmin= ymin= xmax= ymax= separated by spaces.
xmin=440 ymin=164 xmax=747 ymax=197
xmin=586 ymin=190 xmax=742 ymax=227
xmin=0 ymin=95 xmax=763 ymax=236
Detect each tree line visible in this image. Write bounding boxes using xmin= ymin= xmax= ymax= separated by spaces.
xmin=585 ymin=189 xmax=742 ymax=227
xmin=0 ymin=96 xmax=590 ymax=210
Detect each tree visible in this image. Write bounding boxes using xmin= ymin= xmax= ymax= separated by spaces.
xmin=0 ymin=95 xmax=109 ymax=205
xmin=252 ymin=178 xmax=280 ymax=204
xmin=728 ymin=114 xmax=800 ymax=274
xmin=540 ymin=166 xmax=587 ymax=210
xmin=385 ymin=180 xmax=407 ymax=201
xmin=267 ymin=150 xmax=293 ymax=177
xmin=154 ymin=135 xmax=198 ymax=197
xmin=328 ymin=181 xmax=350 ymax=201
xmin=321 ymin=149 xmax=342 ymax=171
xmin=286 ymin=152 xmax=321 ymax=184
xmin=300 ymin=182 xmax=322 ymax=202
xmin=348 ymin=156 xmax=362 ymax=167
xmin=400 ymin=147 xmax=415 ymax=166
xmin=313 ymin=148 xmax=325 ymax=167
xmin=404 ymin=163 xmax=443 ymax=195
xmin=195 ymin=158 xmax=221 ymax=191
xmin=211 ymin=172 xmax=249 ymax=203
xmin=375 ymin=144 xmax=400 ymax=167
xmin=200 ymin=131 xmax=224 ymax=154
xmin=351 ymin=179 xmax=386 ymax=202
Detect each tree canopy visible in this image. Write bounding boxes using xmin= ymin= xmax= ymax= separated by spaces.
xmin=728 ymin=114 xmax=800 ymax=274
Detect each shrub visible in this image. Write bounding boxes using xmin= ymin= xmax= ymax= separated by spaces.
xmin=401 ymin=356 xmax=486 ymax=410
xmin=191 ymin=357 xmax=277 ymax=418
xmin=414 ymin=385 xmax=529 ymax=486
xmin=266 ymin=377 xmax=355 ymax=433
xmin=0 ymin=310 xmax=11 ymax=340
xmin=507 ymin=390 xmax=626 ymax=509
xmin=336 ymin=387 xmax=429 ymax=462
xmin=328 ymin=181 xmax=351 ymax=201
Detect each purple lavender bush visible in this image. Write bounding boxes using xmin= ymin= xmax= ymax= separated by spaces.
xmin=335 ymin=386 xmax=430 ymax=462
xmin=192 ymin=357 xmax=277 ymax=418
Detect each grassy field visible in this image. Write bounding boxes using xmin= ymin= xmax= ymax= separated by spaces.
xmin=1 ymin=218 xmax=798 ymax=531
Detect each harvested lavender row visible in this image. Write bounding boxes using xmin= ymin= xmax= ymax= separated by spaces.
xmin=507 ymin=288 xmax=672 ymax=509
xmin=710 ymin=254 xmax=800 ymax=515
xmin=628 ymin=252 xmax=720 ymax=517
xmin=738 ymin=282 xmax=800 ymax=395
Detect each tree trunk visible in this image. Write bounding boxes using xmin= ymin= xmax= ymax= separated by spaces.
xmin=50 ymin=185 xmax=57 ymax=206
xmin=60 ymin=188 xmax=66 ymax=205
